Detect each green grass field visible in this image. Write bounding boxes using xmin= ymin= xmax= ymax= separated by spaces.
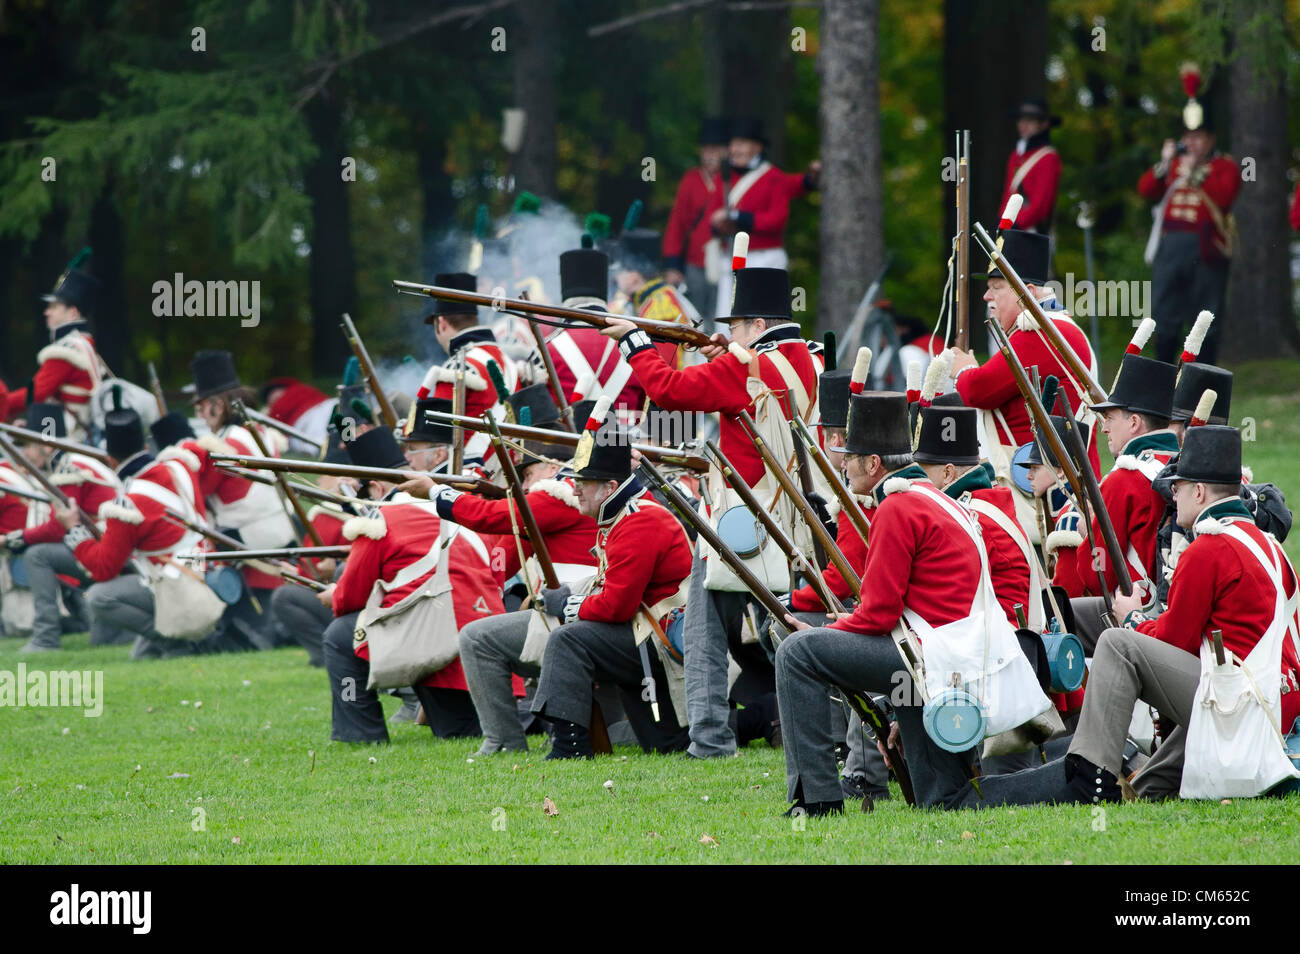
xmin=2 ymin=360 xmax=1298 ymax=865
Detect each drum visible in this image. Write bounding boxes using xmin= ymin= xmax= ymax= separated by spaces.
xmin=715 ymin=506 xmax=768 ymax=559
xmin=1042 ymin=631 xmax=1086 ymax=693
xmin=922 ymin=687 xmax=985 ymax=753
xmin=205 ymin=565 xmax=245 ymax=605
xmin=663 ymin=606 xmax=686 ymax=663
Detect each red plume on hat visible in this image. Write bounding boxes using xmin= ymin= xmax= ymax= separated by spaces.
xmin=1180 ymin=62 xmax=1204 ymax=130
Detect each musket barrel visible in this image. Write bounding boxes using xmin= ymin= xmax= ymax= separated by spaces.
xmin=0 ymin=422 xmax=112 ymax=465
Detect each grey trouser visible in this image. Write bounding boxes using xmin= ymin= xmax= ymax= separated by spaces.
xmin=1151 ymin=231 xmax=1228 ymax=365
xmin=26 ymin=542 xmax=121 ymax=647
xmin=1069 ymin=596 xmax=1111 ymax=654
xmin=459 ymin=610 xmax=539 ymax=752
xmin=271 ymin=583 xmax=332 ymax=667
xmin=684 ymin=265 xmax=716 ymax=333
xmin=85 ymin=573 xmax=161 ymax=642
xmin=531 ymin=618 xmax=691 ymax=754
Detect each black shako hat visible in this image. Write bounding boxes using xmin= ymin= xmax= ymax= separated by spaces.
xmin=1018 ymin=415 xmax=1076 ymax=469
xmin=23 ymin=402 xmax=67 ymax=438
xmin=150 ymin=410 xmax=194 ymax=449
xmin=845 ymin=392 xmax=911 ymax=457
xmin=818 ymin=370 xmax=852 ymax=429
xmin=189 ymin=350 xmax=241 ymax=402
xmin=730 ymin=116 xmax=768 ymax=145
xmin=345 ymin=427 xmax=406 ymax=470
xmin=1091 ymin=355 xmax=1176 ymax=420
xmin=404 ymin=397 xmax=454 ymax=445
xmin=988 ymin=229 xmax=1051 ymax=286
xmin=727 ymin=267 xmax=791 ymax=322
xmin=573 ymin=401 xmax=630 ymax=482
xmin=699 ymin=116 xmax=730 ymax=145
xmin=42 ymin=268 xmax=100 ymax=315
xmin=913 ymin=405 xmax=980 ymax=467
xmin=1171 ymin=362 xmax=1233 ymax=425
xmin=508 ymin=383 xmax=561 ymax=429
xmin=1011 ymin=98 xmax=1062 ymax=127
xmin=617 ymin=228 xmax=662 ymax=275
xmin=1175 ymin=425 xmax=1241 ymax=486
xmin=560 ymin=249 xmax=609 ymax=302
xmin=105 ymin=409 xmax=145 ymax=461
xmin=424 ymin=272 xmax=478 ymax=324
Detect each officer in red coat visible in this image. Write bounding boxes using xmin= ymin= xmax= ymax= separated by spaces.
xmin=999 ymin=99 xmax=1062 ymax=235
xmin=417 ymin=271 xmax=520 ymax=416
xmin=601 ymin=261 xmax=821 ymax=758
xmin=1138 ymin=65 xmax=1240 ymax=365
xmin=530 ymin=407 xmax=694 ymax=758
xmin=662 ymin=117 xmax=729 ymax=324
xmin=260 ymin=377 xmax=333 ymax=456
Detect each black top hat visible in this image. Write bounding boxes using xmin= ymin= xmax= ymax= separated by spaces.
xmin=845 ymin=392 xmax=911 ymax=457
xmin=818 ymin=370 xmax=852 ymax=429
xmin=989 ymin=229 xmax=1051 ymax=286
xmin=508 ymin=383 xmax=561 ymax=429
xmin=105 ymin=409 xmax=145 ymax=461
xmin=913 ymin=405 xmax=980 ymax=467
xmin=345 ymin=427 xmax=407 ymax=471
xmin=560 ymin=249 xmax=609 ymax=302
xmin=321 ymin=440 xmax=351 ymax=466
xmin=1091 ymin=355 xmax=1176 ymax=420
xmin=404 ymin=397 xmax=454 ymax=445
xmin=1018 ymin=415 xmax=1076 ymax=469
xmin=727 ymin=267 xmax=791 ymax=322
xmin=699 ymin=116 xmax=730 ymax=145
xmin=570 ymin=399 xmax=597 ymax=432
xmin=573 ymin=405 xmax=631 ymax=482
xmin=1175 ymin=425 xmax=1241 ymax=486
xmin=190 ymin=350 xmax=241 ymax=402
xmin=424 ymin=273 xmax=478 ymax=324
xmin=642 ymin=403 xmax=696 ymax=445
xmin=730 ymin=116 xmax=768 ymax=145
xmin=1171 ymin=363 xmax=1232 ymax=425
xmin=23 ymin=403 xmax=66 ymax=438
xmin=150 ymin=410 xmax=195 ymax=449
xmin=42 ymin=268 xmax=100 ymax=316
xmin=1012 ymin=98 xmax=1062 ymax=127
xmin=931 ymin=392 xmax=965 ymax=408
xmin=617 ymin=228 xmax=662 ymax=275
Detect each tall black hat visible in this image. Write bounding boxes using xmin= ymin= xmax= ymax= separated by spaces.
xmin=150 ymin=410 xmax=195 ymax=449
xmin=570 ymin=398 xmax=598 ymax=432
xmin=344 ymin=427 xmax=407 ymax=470
xmin=1171 ymin=363 xmax=1232 ymax=425
xmin=1017 ymin=415 xmax=1076 ymax=469
xmin=617 ymin=228 xmax=662 ymax=275
xmin=913 ymin=405 xmax=980 ymax=467
xmin=105 ymin=409 xmax=145 ymax=461
xmin=23 ymin=403 xmax=66 ymax=438
xmin=988 ymin=229 xmax=1050 ymax=286
xmin=423 ymin=272 xmax=478 ymax=324
xmin=727 ymin=267 xmax=791 ymax=322
xmin=573 ymin=399 xmax=630 ymax=482
xmin=818 ymin=370 xmax=852 ymax=429
xmin=507 ymin=383 xmax=561 ymax=429
xmin=1175 ymin=425 xmax=1241 ymax=486
xmin=730 ymin=116 xmax=768 ymax=145
xmin=403 ymin=397 xmax=454 ymax=444
xmin=1011 ymin=98 xmax=1062 ymax=127
xmin=560 ymin=248 xmax=609 ymax=302
xmin=845 ymin=392 xmax=911 ymax=457
xmin=189 ymin=350 xmax=241 ymax=402
xmin=42 ymin=268 xmax=100 ymax=316
xmin=699 ymin=117 xmax=730 ymax=145
xmin=1090 ymin=355 xmax=1176 ymax=420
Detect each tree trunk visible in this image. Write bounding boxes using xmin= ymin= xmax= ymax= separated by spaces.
xmin=88 ymin=183 xmax=128 ymax=377
xmin=817 ymin=0 xmax=883 ymax=340
xmin=723 ymin=6 xmax=793 ymax=165
xmin=1224 ymin=0 xmax=1299 ymax=358
xmin=412 ymin=117 xmax=457 ymax=279
xmin=305 ymin=90 xmax=359 ymax=377
xmin=511 ymin=0 xmax=557 ymax=198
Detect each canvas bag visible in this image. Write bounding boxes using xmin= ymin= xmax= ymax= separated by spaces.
xmin=356 ymin=522 xmax=460 ymax=690
xmin=1180 ymin=524 xmax=1300 ymax=798
xmin=521 ymin=572 xmax=598 ymax=667
xmin=0 ymin=557 xmax=35 ymax=635
xmin=900 ymin=483 xmax=1053 ymax=738
xmin=151 ymin=560 xmax=226 ymax=641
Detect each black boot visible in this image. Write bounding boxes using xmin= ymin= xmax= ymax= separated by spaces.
xmin=1063 ymin=754 xmax=1122 ymax=804
xmin=546 ymin=718 xmax=595 ymax=760
xmin=782 ymin=782 xmax=844 ymax=818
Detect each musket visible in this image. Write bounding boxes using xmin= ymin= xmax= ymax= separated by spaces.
xmin=340 ymin=312 xmax=399 ymax=430
xmin=244 ymin=407 xmax=323 ymax=454
xmin=231 ymin=399 xmax=326 ymax=550
xmin=0 ymin=433 xmax=102 ymax=539
xmin=736 ymin=411 xmax=861 ymax=592
xmin=0 ymin=482 xmax=52 ymax=503
xmin=0 ymin=422 xmax=112 ymax=465
xmin=482 ymin=412 xmax=558 ymax=589
xmin=393 ymin=280 xmax=714 ymax=349
xmin=954 ymin=130 xmax=971 ymax=352
xmin=790 ymin=416 xmax=870 ymax=548
xmin=704 ymin=439 xmax=843 ymax=615
xmin=176 ymin=546 xmax=351 ymax=562
xmin=425 ymin=410 xmax=709 ymax=472
xmin=517 ymin=288 xmax=575 ymax=433
xmin=451 ymin=368 xmax=466 ymax=474
xmin=835 ymin=255 xmax=893 ymax=366
xmin=638 ymin=457 xmax=914 ymax=806
xmin=208 ymin=452 xmax=508 ymax=499
xmin=973 ymin=222 xmax=1106 ymax=405
xmin=161 ymin=510 xmax=328 ymax=592
xmin=224 ymin=465 xmax=358 ymax=509
xmin=148 ymin=362 xmax=167 ymax=416
xmin=986 ymin=319 xmax=1132 ymax=604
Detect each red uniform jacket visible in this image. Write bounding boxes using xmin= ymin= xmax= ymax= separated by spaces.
xmin=69 ymin=456 xmax=206 ymax=582
xmin=832 ymin=474 xmax=983 ymax=636
xmin=8 ymin=323 xmax=103 ymax=427
xmin=302 ymin=504 xmax=348 ymax=575
xmin=266 ymin=378 xmax=330 ymax=426
xmin=417 ymin=326 xmax=519 ymax=419
xmin=954 ymin=313 xmax=1101 ymax=476
xmin=999 ymin=137 xmax=1061 ymax=233
xmin=1138 ymin=154 xmax=1240 ymax=263
xmin=1135 ymin=506 xmax=1300 ymax=731
xmin=790 ymin=502 xmax=872 ymax=612
xmin=625 ymin=322 xmax=819 ymax=487
xmin=1046 ymin=498 xmax=1088 ymax=599
xmin=726 ymin=164 xmax=809 ymax=251
xmin=22 ymin=452 xmax=119 ymax=546
xmin=547 ymin=327 xmax=648 ymax=414
xmin=663 ymin=167 xmax=725 ymax=271
xmin=581 ymin=480 xmax=693 ymax=625
xmin=335 ymin=498 xmax=517 ymax=693
xmin=0 ymin=463 xmax=38 ymax=533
